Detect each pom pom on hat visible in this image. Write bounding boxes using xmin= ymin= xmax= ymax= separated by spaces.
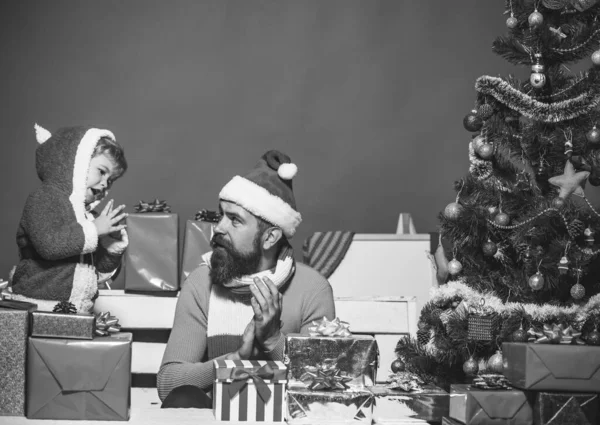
xmin=278 ymin=163 xmax=297 ymax=180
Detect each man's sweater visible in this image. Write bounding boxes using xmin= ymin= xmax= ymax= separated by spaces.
xmin=157 ymin=262 xmax=335 ymax=401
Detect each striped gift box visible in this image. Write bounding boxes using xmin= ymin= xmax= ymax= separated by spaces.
xmin=213 ymin=359 xmax=287 ymax=422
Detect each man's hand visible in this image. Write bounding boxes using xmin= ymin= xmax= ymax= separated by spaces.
xmin=250 ymin=276 xmax=283 ymax=352
xmin=231 ymin=320 xmax=260 ymax=360
xmin=100 ymin=228 xmax=129 ymax=255
xmin=94 ymin=200 xmax=128 ymax=237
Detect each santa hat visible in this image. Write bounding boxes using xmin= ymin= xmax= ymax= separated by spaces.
xmin=219 ymin=150 xmax=302 ymax=238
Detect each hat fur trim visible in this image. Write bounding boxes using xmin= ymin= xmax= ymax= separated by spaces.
xmin=219 ymin=175 xmax=302 ymax=238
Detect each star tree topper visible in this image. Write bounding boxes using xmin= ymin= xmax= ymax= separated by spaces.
xmin=548 ymin=161 xmax=589 ymax=199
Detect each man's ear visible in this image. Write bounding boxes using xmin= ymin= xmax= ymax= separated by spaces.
xmin=262 ymin=227 xmax=283 ymax=251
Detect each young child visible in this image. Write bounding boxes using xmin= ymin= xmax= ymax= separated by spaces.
xmin=11 ymin=124 xmax=129 ymax=313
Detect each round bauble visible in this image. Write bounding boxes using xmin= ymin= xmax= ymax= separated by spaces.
xmin=391 ymin=359 xmax=405 ymax=373
xmin=477 ymin=104 xmax=494 ymax=120
xmin=494 ymin=213 xmax=510 ymax=226
xmin=511 ymin=327 xmax=528 ymax=343
xmin=586 ymin=330 xmax=600 ymax=346
xmin=482 ymin=241 xmax=497 ymax=257
xmin=530 ymin=72 xmax=546 ymax=89
xmin=463 ymin=357 xmax=478 ymax=376
xmin=463 ymin=111 xmax=483 ymax=132
xmin=444 ymin=202 xmax=463 ymax=219
xmin=529 ymin=272 xmax=545 ymax=291
xmin=488 ymin=350 xmax=504 ymax=374
xmin=551 ymin=197 xmax=566 ymax=209
xmin=586 ymin=126 xmax=600 ymax=145
xmin=476 ymin=143 xmax=494 ymax=160
xmin=528 ymin=10 xmax=544 ymax=27
xmin=472 ymin=134 xmax=487 ymax=151
xmin=488 ymin=206 xmax=499 ymax=217
xmin=592 ymin=50 xmax=600 ymax=66
xmin=448 ymin=259 xmax=463 ymax=275
xmin=570 ymin=283 xmax=585 ymax=300
xmin=506 ymin=16 xmax=518 ymax=29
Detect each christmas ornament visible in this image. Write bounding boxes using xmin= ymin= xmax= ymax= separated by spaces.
xmin=482 ymin=241 xmax=497 ymax=257
xmin=477 ymin=103 xmax=494 ymax=120
xmin=391 ymin=359 xmax=405 ymax=373
xmin=448 ymin=258 xmax=463 ymax=275
xmin=586 ymin=330 xmax=600 ymax=346
xmin=494 ymin=212 xmax=510 ymax=226
xmin=476 ymin=142 xmax=494 ymax=160
xmin=511 ymin=326 xmax=528 ymax=343
xmin=568 ymin=219 xmax=585 ymax=238
xmin=488 ymin=206 xmax=499 ymax=216
xmin=520 ymin=245 xmax=533 ymax=266
xmin=530 ymin=53 xmax=546 ymax=89
xmin=528 ymin=9 xmax=543 ymax=28
xmin=584 ymin=227 xmax=595 ymax=246
xmin=506 ymin=15 xmax=518 ymax=29
xmin=468 ymin=299 xmax=499 ymax=341
xmin=557 ymin=256 xmax=570 ymax=275
xmin=542 ymin=0 xmax=568 ymax=9
xmin=417 ymin=328 xmax=430 ymax=346
xmin=463 ymin=110 xmax=483 ymax=132
xmin=551 ymin=197 xmax=566 ymax=209
xmin=570 ymin=283 xmax=585 ymax=300
xmin=463 ymin=357 xmax=478 ymax=375
xmin=548 ymin=161 xmax=589 ymax=199
xmin=472 ymin=134 xmax=487 ymax=151
xmin=478 ymin=358 xmax=489 ymax=374
xmin=487 ymin=350 xmax=504 ymax=374
xmin=572 ymin=0 xmax=599 ymax=12
xmin=586 ymin=125 xmax=600 ymax=145
xmin=529 ymin=272 xmax=545 ymax=290
xmin=592 ymin=50 xmax=600 ymax=66
xmin=444 ymin=202 xmax=463 ymax=219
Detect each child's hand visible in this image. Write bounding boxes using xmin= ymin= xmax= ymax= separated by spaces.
xmin=100 ymin=229 xmax=129 ymax=255
xmin=94 ymin=200 xmax=128 ymax=238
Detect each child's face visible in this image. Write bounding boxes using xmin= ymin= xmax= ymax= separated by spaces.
xmin=85 ymin=153 xmax=118 ymax=205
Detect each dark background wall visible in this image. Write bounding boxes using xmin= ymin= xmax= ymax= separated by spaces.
xmin=2 ymin=0 xmax=598 ymax=277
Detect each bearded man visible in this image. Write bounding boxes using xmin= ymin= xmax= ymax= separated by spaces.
xmin=157 ymin=150 xmax=335 ymax=407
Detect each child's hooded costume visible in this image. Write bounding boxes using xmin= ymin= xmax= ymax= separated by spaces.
xmin=12 ymin=125 xmax=126 ymax=313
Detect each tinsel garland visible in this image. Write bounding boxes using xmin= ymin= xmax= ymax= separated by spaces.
xmin=475 ymin=76 xmax=600 ymax=122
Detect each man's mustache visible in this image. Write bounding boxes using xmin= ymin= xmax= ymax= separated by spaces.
xmin=211 ymin=234 xmax=232 ymax=251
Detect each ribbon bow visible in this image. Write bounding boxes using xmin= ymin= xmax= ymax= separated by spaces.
xmin=228 ymin=364 xmax=275 ymax=403
xmin=53 ymin=301 xmax=77 ymax=314
xmin=194 ymin=209 xmax=222 ymax=223
xmin=527 ymin=323 xmax=585 ymax=345
xmin=0 ymin=280 xmax=11 ymax=300
xmin=134 ymin=199 xmax=172 ymax=213
xmin=300 ymin=363 xmax=352 ymax=391
xmin=471 ymin=374 xmax=512 ymax=390
xmin=95 ymin=311 xmax=121 ymax=336
xmin=468 ymin=298 xmax=495 ymax=317
xmin=307 ymin=317 xmax=352 ymax=337
xmin=386 ymin=371 xmax=425 ymax=392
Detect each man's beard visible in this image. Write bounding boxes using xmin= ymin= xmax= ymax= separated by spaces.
xmin=210 ymin=233 xmax=263 ymax=287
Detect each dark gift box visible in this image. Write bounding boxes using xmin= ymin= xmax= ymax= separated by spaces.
xmin=534 ymin=392 xmax=598 ymax=425
xmin=442 ymin=417 xmax=463 ymax=425
xmin=286 ymin=388 xmax=374 ymax=424
xmin=125 ymin=212 xmax=179 ymax=292
xmin=180 ymin=220 xmax=214 ymax=286
xmin=502 ymin=342 xmax=600 ymax=392
xmin=31 ymin=311 xmax=95 ymax=340
xmin=286 ymin=333 xmax=378 ymax=390
xmin=369 ymin=384 xmax=449 ymax=423
xmin=0 ymin=300 xmax=37 ymax=416
xmin=27 ymin=332 xmax=132 ymax=420
xmin=449 ymin=384 xmax=533 ymax=425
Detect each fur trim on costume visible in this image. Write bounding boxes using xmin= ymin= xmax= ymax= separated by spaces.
xmin=220 ymin=175 xmax=302 ymax=238
xmin=69 ymin=262 xmax=98 ymax=314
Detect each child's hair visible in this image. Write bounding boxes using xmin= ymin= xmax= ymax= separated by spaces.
xmin=93 ymin=137 xmax=128 ymax=182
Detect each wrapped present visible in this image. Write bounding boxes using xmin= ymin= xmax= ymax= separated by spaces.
xmin=467 ymin=299 xmax=499 ymax=341
xmin=27 ymin=333 xmax=132 ymax=420
xmin=181 ymin=219 xmax=214 ymax=286
xmin=502 ymin=342 xmax=600 ymax=391
xmin=442 ymin=417 xmax=463 ymax=425
xmin=369 ymin=383 xmax=449 ymax=424
xmin=212 ymin=359 xmax=287 ymax=421
xmin=533 ymin=392 xmax=598 ymax=425
xmin=31 ymin=311 xmax=95 ymax=340
xmin=286 ymin=320 xmax=378 ymax=389
xmin=125 ymin=203 xmax=179 ymax=292
xmin=449 ymin=384 xmax=532 ymax=425
xmin=0 ymin=300 xmax=37 ymax=416
xmin=286 ymin=388 xmax=373 ymax=424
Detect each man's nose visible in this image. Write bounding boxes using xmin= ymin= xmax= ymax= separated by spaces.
xmin=213 ymin=217 xmax=226 ymax=235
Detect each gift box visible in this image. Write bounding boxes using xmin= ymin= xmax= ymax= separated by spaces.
xmin=442 ymin=417 xmax=463 ymax=425
xmin=213 ymin=359 xmax=287 ymax=421
xmin=0 ymin=300 xmax=37 ymax=416
xmin=369 ymin=384 xmax=449 ymax=423
xmin=449 ymin=384 xmax=532 ymax=425
xmin=27 ymin=332 xmax=132 ymax=420
xmin=125 ymin=211 xmax=179 ymax=292
xmin=31 ymin=311 xmax=95 ymax=340
xmin=181 ymin=219 xmax=214 ymax=286
xmin=533 ymin=392 xmax=598 ymax=425
xmin=502 ymin=342 xmax=600 ymax=392
xmin=286 ymin=333 xmax=378 ymax=389
xmin=286 ymin=388 xmax=374 ymax=424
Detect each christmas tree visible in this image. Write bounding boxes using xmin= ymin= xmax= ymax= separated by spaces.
xmin=396 ymin=0 xmax=600 ymax=389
